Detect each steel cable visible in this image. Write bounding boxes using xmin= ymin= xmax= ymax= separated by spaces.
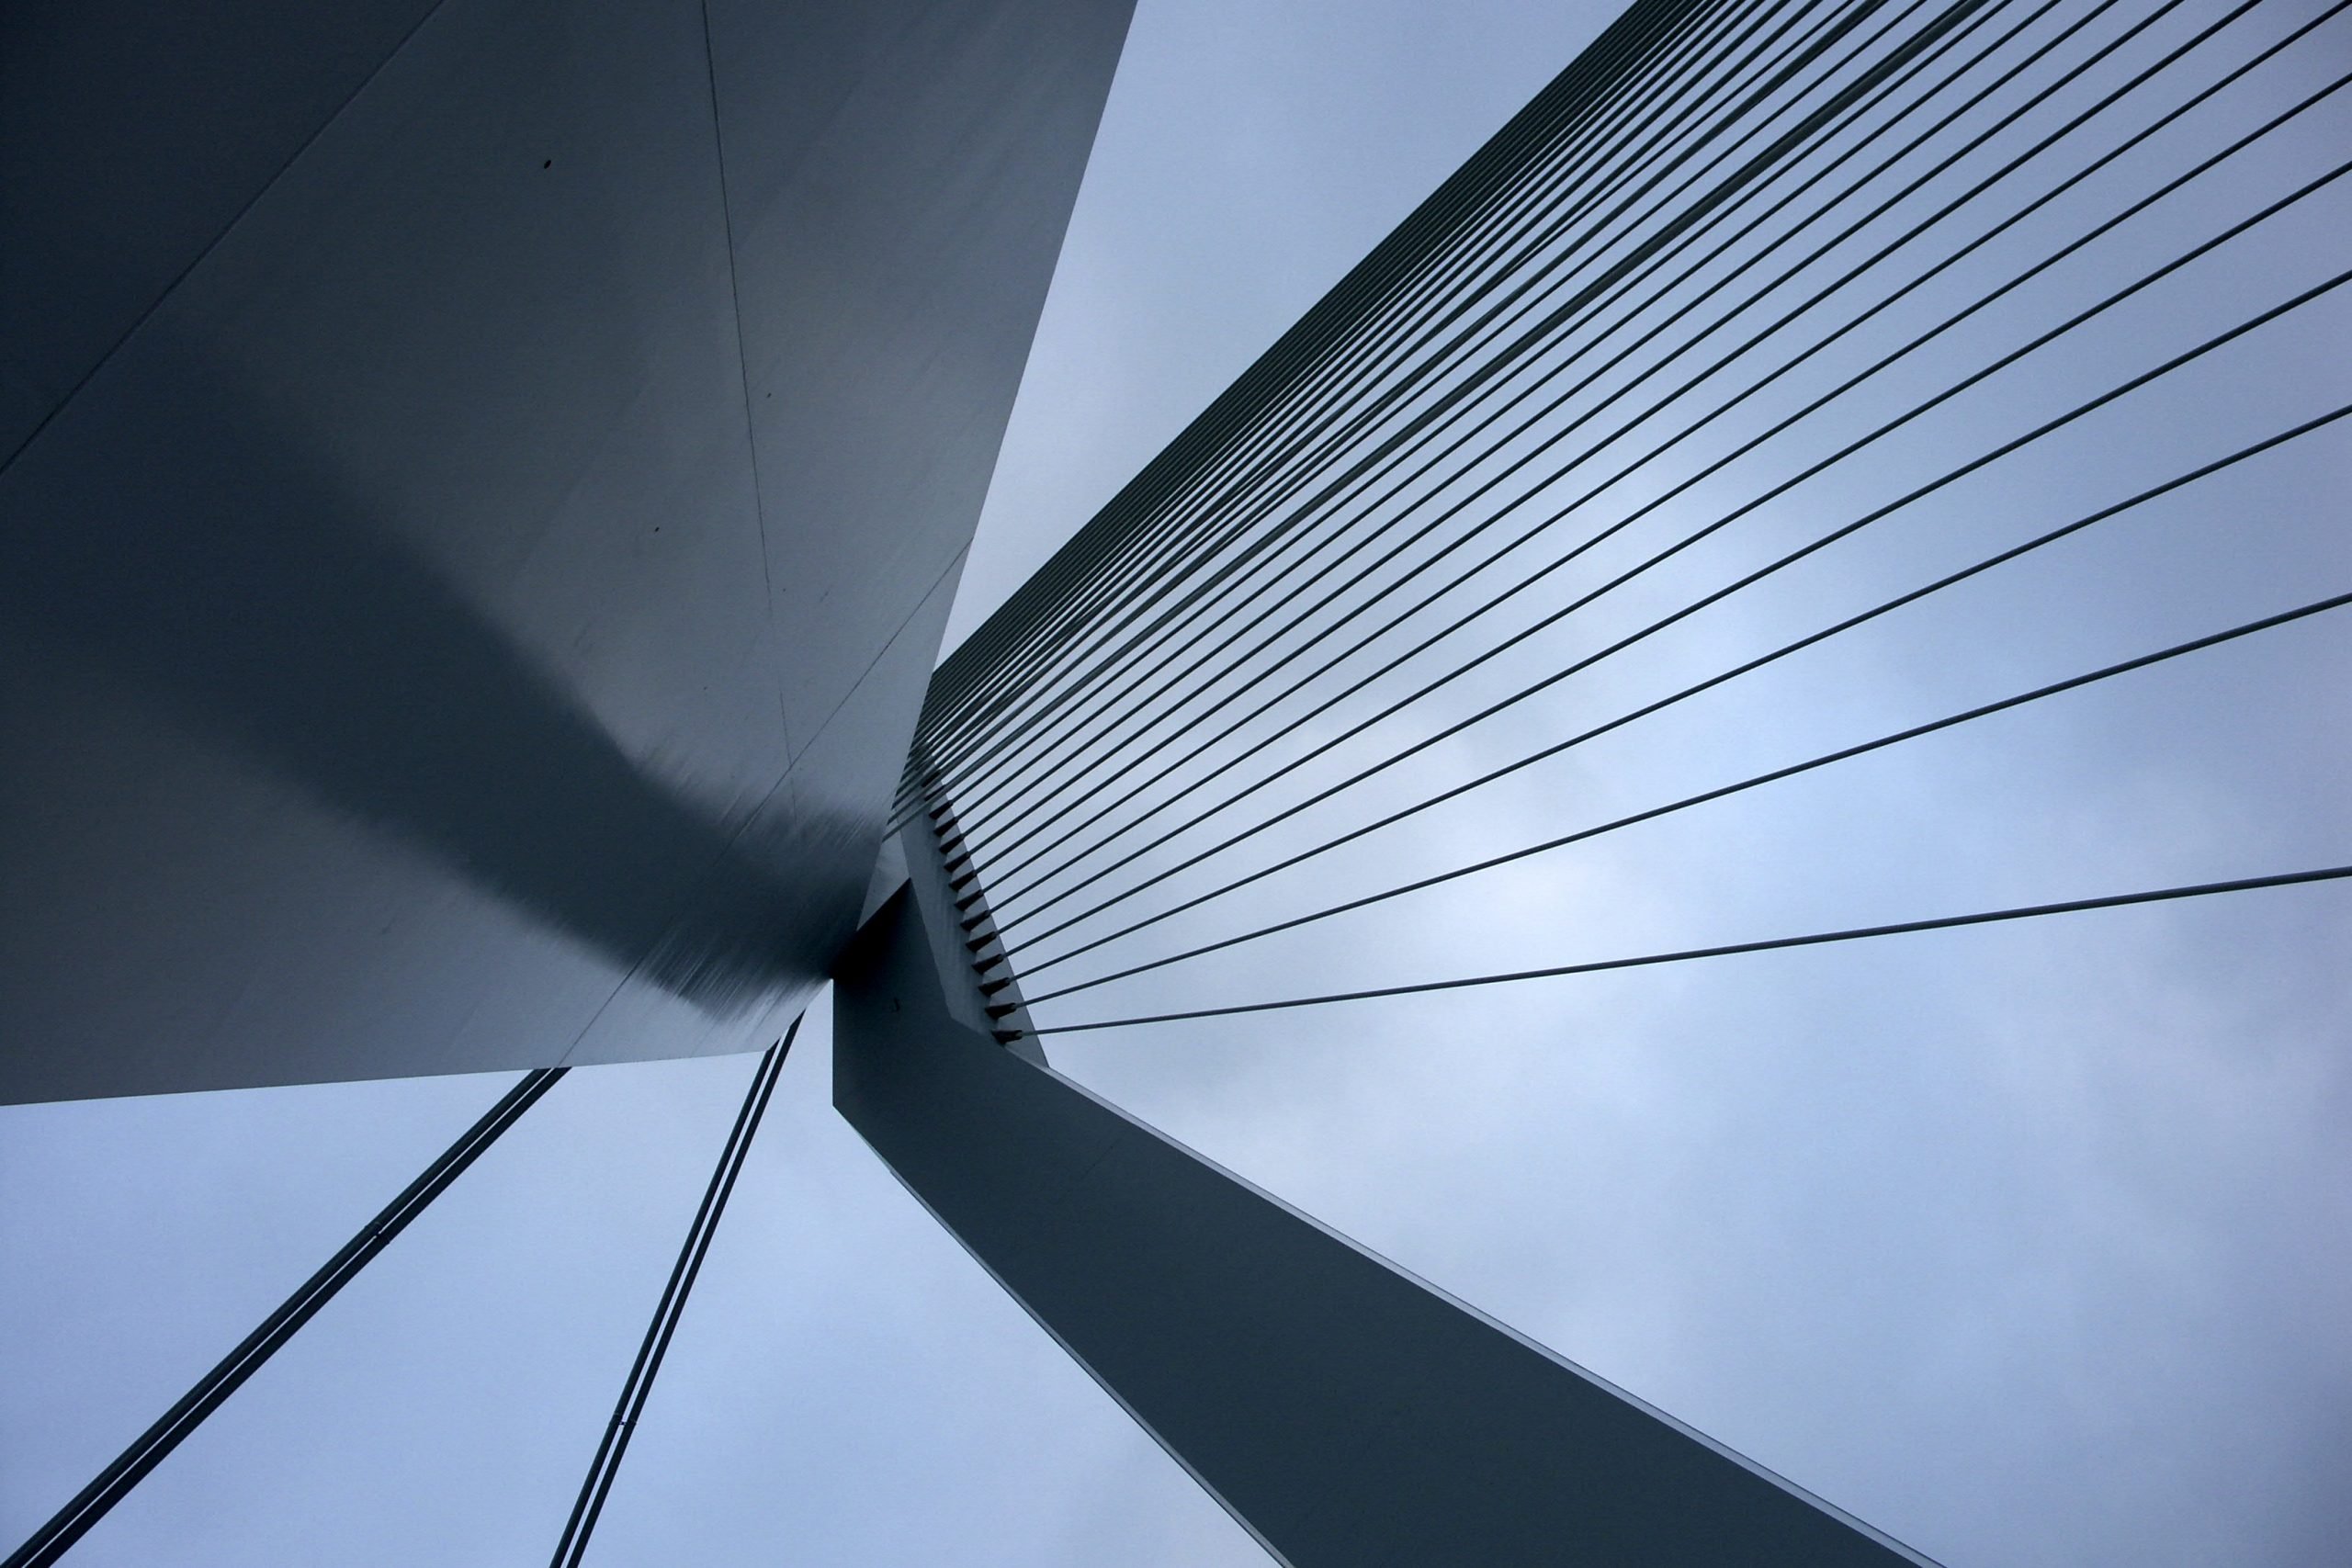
xmin=905 ymin=0 xmax=1762 ymax=783
xmin=919 ymin=0 xmax=1981 ymax=819
xmin=4 ymin=1069 xmax=570 ymax=1568
xmin=960 ymin=0 xmax=2207 ymax=872
xmin=1014 ymin=865 xmax=2352 ymax=1034
xmin=549 ymin=1026 xmax=795 ymax=1568
xmin=936 ymin=0 xmax=2036 ymax=839
xmin=1023 ymin=562 xmax=2352 ymax=1000
xmin=978 ymin=16 xmax=2347 ymax=914
xmin=1001 ymin=236 xmax=2352 ymax=949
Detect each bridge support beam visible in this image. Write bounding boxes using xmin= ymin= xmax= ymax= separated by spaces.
xmin=831 ymin=877 xmax=1931 ymax=1567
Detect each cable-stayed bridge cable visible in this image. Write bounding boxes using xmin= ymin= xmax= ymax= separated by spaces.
xmin=910 ymin=0 xmax=1744 ymax=774
xmin=548 ymin=1023 xmax=796 ymax=1568
xmin=906 ymin=0 xmax=1870 ymax=815
xmin=936 ymin=0 xmax=2050 ymax=831
xmin=4 ymin=1069 xmax=569 ymax=1568
xmin=965 ymin=0 xmax=2282 ymax=879
xmin=907 ymin=0 xmax=2347 ymax=1090
xmin=956 ymin=0 xmax=2265 ymax=863
xmin=1014 ymin=865 xmax=2352 ymax=1034
xmin=922 ymin=0 xmax=2012 ymax=818
xmin=1021 ymin=581 xmax=2352 ymax=1000
xmin=994 ymin=170 xmax=2352 ymax=944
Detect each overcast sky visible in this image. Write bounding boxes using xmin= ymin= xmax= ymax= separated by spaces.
xmin=6 ymin=2 xmax=2348 ymax=1565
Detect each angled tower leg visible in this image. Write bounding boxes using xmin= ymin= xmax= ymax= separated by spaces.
xmin=832 ymin=848 xmax=1935 ymax=1568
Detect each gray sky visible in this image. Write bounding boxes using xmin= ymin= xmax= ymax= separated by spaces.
xmin=6 ymin=2 xmax=2349 ymax=1565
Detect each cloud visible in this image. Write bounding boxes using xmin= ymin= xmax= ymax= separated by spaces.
xmin=7 ymin=4 xmax=2348 ymax=1566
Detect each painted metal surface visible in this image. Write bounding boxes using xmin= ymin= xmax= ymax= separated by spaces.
xmin=832 ymin=883 xmax=1938 ymax=1568
xmin=0 ymin=0 xmax=1135 ymax=1102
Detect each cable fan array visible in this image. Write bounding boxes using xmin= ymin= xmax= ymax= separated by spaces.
xmin=905 ymin=0 xmax=2352 ymax=1041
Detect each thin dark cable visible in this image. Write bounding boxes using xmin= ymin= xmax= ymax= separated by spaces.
xmin=1011 ymin=246 xmax=2352 ymax=950
xmin=548 ymin=1025 xmax=795 ymax=1568
xmin=949 ymin=0 xmax=2196 ymax=865
xmin=3 ymin=1069 xmax=569 ymax=1568
xmin=1023 ymin=581 xmax=2352 ymax=1001
xmin=940 ymin=0 xmax=2029 ymax=844
xmin=911 ymin=0 xmax=1920 ymax=806
xmin=910 ymin=0 xmax=1826 ymax=773
xmin=965 ymin=0 xmax=2193 ymax=863
xmin=971 ymin=0 xmax=2257 ymax=868
xmin=979 ymin=51 xmax=2352 ymax=917
xmin=1017 ymin=865 xmax=2352 ymax=1034
xmin=1021 ymin=402 xmax=2352 ymax=980
xmin=918 ymin=0 xmax=1727 ymax=730
xmin=999 ymin=173 xmax=2352 ymax=944
xmin=928 ymin=0 xmax=1986 ymax=815
xmin=912 ymin=0 xmax=1751 ymax=756
xmin=930 ymin=0 xmax=2169 ymax=815
xmin=909 ymin=0 xmax=1755 ymax=778
xmin=910 ymin=0 xmax=1869 ymax=807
